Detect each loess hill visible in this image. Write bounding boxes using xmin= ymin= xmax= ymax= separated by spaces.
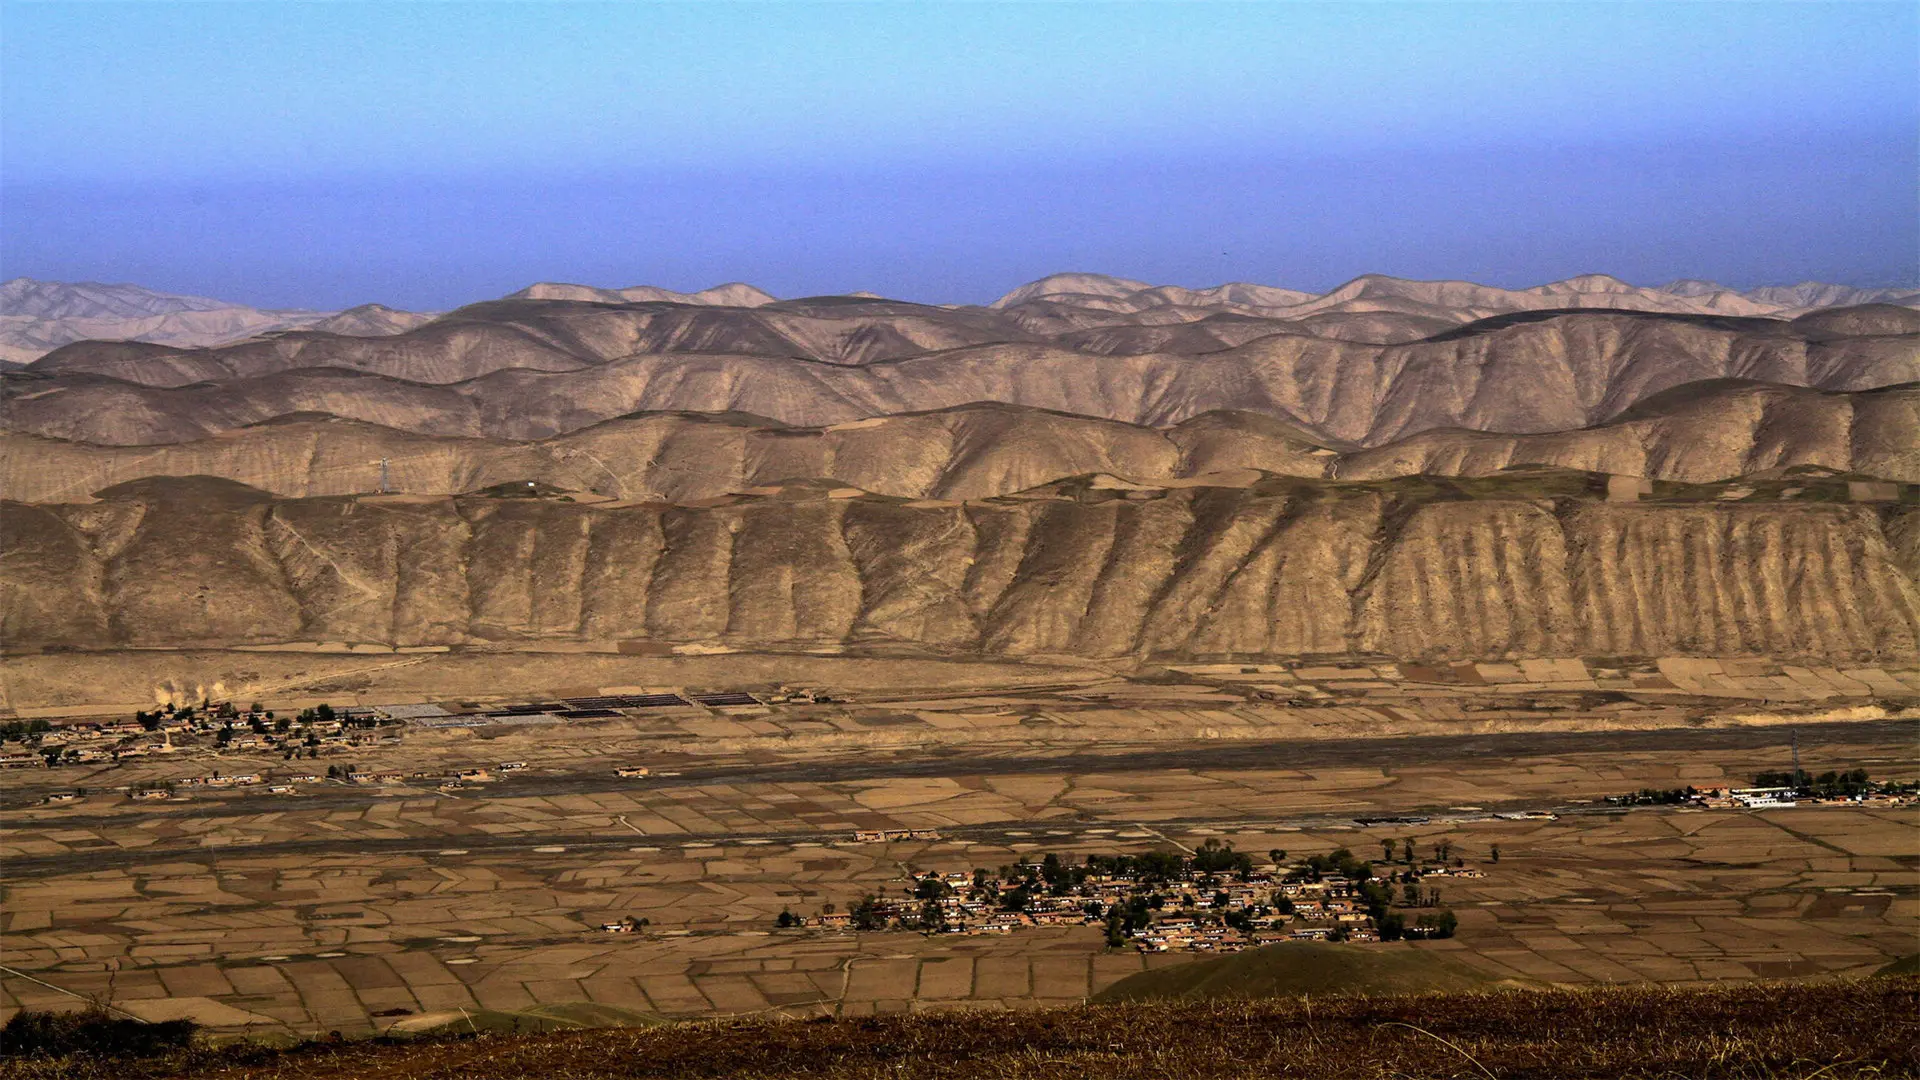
xmin=5 ymin=472 xmax=1918 ymax=660
xmin=5 ymin=272 xmax=1916 ymax=661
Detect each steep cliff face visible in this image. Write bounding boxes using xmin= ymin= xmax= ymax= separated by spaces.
xmin=5 ymin=481 xmax=1917 ymax=662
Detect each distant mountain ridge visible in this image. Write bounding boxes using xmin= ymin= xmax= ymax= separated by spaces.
xmin=7 ymin=272 xmax=1914 ymax=367
xmin=0 ymin=277 xmax=252 ymax=319
xmin=0 ymin=278 xmax=435 ymax=366
xmin=990 ymin=271 xmax=1920 ymax=320
xmin=508 ymin=281 xmax=778 ymax=307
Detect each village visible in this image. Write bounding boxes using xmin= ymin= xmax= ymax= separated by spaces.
xmin=1603 ymin=771 xmax=1916 ymax=811
xmin=6 ymin=698 xmax=1915 ymax=823
xmin=750 ymin=839 xmax=1480 ymax=953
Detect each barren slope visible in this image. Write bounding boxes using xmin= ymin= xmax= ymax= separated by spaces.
xmin=5 ymin=475 xmax=1916 ymax=661
xmin=11 ymin=308 xmax=1913 ymax=446
xmin=4 ymin=383 xmax=1911 ymax=503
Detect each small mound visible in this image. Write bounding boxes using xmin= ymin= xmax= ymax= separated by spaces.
xmin=1092 ymin=942 xmax=1506 ymax=1003
xmin=1791 ymin=303 xmax=1920 ymax=338
xmin=1874 ymin=954 xmax=1920 ymax=978
xmin=384 ymin=1001 xmax=664 ymax=1037
xmin=92 ymin=475 xmax=278 ymax=503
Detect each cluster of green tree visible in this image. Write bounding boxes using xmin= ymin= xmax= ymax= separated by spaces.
xmin=1285 ymin=847 xmax=1374 ymax=884
xmin=1 ymin=1006 xmax=197 ymax=1058
xmin=1373 ymin=838 xmax=1451 ymax=866
xmin=1104 ymin=896 xmax=1151 ymax=946
xmin=0 ymin=719 xmax=53 ymax=741
xmin=1610 ymin=786 xmax=1698 ymax=806
xmin=849 ymin=894 xmax=889 ymax=931
xmin=1081 ymin=850 xmax=1191 ymax=883
xmin=133 ymin=707 xmax=192 ymax=730
xmin=1753 ymin=768 xmax=1873 ymax=796
xmin=1190 ymin=838 xmax=1256 ymax=876
xmin=1364 ymin=906 xmax=1458 ymax=941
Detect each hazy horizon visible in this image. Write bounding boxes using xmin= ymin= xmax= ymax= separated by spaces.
xmin=4 ymin=2 xmax=1916 ymax=310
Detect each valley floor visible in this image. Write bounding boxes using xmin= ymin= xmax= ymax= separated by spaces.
xmin=0 ymin=651 xmax=1915 ymax=1040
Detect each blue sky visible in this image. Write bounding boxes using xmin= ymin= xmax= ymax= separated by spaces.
xmin=3 ymin=2 xmax=1915 ymax=309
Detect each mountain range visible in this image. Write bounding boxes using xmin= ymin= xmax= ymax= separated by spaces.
xmin=7 ymin=272 xmax=1915 ymax=367
xmin=5 ymin=271 xmax=1916 ymax=660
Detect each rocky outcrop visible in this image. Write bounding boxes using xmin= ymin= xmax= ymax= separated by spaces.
xmin=7 ymin=479 xmax=1917 ymax=662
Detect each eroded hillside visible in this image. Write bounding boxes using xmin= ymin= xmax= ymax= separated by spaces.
xmin=13 ymin=305 xmax=1915 ymax=446
xmin=2 ymin=383 xmax=1912 ymax=504
xmin=5 ymin=475 xmax=1915 ymax=661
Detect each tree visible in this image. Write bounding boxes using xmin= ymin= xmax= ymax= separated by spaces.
xmin=1401 ymin=838 xmax=1416 ymax=863
xmin=1041 ymin=852 xmax=1066 ymax=888
xmin=1381 ymin=838 xmax=1396 ymax=863
xmin=1269 ymin=849 xmax=1287 ymax=866
xmin=1136 ymin=850 xmax=1184 ymax=882
xmin=916 ymin=898 xmax=947 ymax=934
xmin=1192 ymin=838 xmax=1250 ymax=876
xmin=1490 ymin=844 xmax=1501 ymax=863
xmin=850 ymin=895 xmax=887 ymax=931
xmin=775 ymin=909 xmax=797 ymax=929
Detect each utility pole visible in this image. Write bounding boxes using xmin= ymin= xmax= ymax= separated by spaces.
xmin=378 ymin=458 xmax=390 ymax=494
xmin=1790 ymin=727 xmax=1801 ymax=789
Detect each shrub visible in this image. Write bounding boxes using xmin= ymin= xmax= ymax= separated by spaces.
xmin=0 ymin=1006 xmax=197 ymax=1058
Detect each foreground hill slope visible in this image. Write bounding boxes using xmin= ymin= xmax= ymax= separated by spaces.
xmin=6 ymin=474 xmax=1916 ymax=660
xmin=2 ymin=383 xmax=1912 ymax=503
xmin=6 ymin=981 xmax=1913 ymax=1080
xmin=1093 ymin=941 xmax=1501 ymax=1001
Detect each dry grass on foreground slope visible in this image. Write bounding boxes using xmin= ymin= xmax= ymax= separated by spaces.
xmin=5 ymin=979 xmax=1916 ymax=1080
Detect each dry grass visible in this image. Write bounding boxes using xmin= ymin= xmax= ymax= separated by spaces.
xmin=4 ymin=979 xmax=1915 ymax=1080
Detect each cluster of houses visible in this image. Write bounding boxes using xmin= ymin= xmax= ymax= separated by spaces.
xmin=851 ymin=829 xmax=943 ymax=843
xmin=1700 ymin=786 xmax=1911 ymax=810
xmin=1605 ymin=776 xmax=1913 ymax=812
xmin=773 ymin=847 xmax=1477 ymax=953
xmin=1 ymin=701 xmax=399 ymax=772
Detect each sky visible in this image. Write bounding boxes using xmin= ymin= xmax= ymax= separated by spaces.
xmin=2 ymin=1 xmax=1915 ymax=310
